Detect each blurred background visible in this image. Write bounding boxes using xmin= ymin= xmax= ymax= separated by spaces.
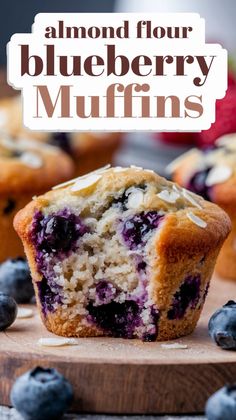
xmin=0 ymin=0 xmax=236 ymax=175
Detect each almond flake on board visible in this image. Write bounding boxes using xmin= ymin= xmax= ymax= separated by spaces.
xmin=161 ymin=343 xmax=188 ymax=350
xmin=205 ymin=165 xmax=232 ymax=187
xmin=38 ymin=337 xmax=78 ymax=347
xmin=187 ymin=211 xmax=207 ymax=228
xmin=157 ymin=189 xmax=180 ymax=204
xmin=17 ymin=308 xmax=34 ymax=319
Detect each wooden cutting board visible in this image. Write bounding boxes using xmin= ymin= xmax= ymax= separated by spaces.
xmin=0 ymin=273 xmax=236 ymax=415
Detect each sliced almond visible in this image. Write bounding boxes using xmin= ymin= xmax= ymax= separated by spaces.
xmin=17 ymin=308 xmax=34 ymax=319
xmin=127 ymin=190 xmax=144 ymax=209
xmin=216 ymin=133 xmax=236 ymax=149
xmin=38 ymin=337 xmax=78 ymax=347
xmin=19 ymin=152 xmax=43 ymax=168
xmin=161 ymin=343 xmax=188 ymax=350
xmin=182 ymin=189 xmax=202 ymax=209
xmin=113 ymin=167 xmax=128 ymax=173
xmin=187 ymin=211 xmax=207 ymax=228
xmin=144 ymin=169 xmax=155 ymax=174
xmin=157 ymin=189 xmax=180 ymax=204
xmin=205 ymin=165 xmax=232 ymax=187
xmin=71 ymin=173 xmax=101 ymax=192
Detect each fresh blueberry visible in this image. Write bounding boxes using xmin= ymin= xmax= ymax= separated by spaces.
xmin=0 ymin=258 xmax=34 ymax=303
xmin=208 ymin=301 xmax=236 ymax=349
xmin=205 ymin=384 xmax=236 ymax=420
xmin=122 ymin=211 xmax=164 ymax=250
xmin=10 ymin=366 xmax=73 ymax=420
xmin=32 ymin=210 xmax=88 ymax=255
xmin=0 ymin=292 xmax=17 ymax=330
xmin=187 ymin=167 xmax=212 ymax=201
xmin=167 ymin=275 xmax=201 ymax=320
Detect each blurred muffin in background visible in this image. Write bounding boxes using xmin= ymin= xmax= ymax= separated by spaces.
xmin=0 ymin=95 xmax=48 ymax=141
xmin=50 ymin=132 xmax=122 ymax=177
xmin=0 ymin=136 xmax=74 ymax=261
xmin=0 ymin=95 xmax=122 ymax=176
xmin=168 ymin=133 xmax=236 ymax=280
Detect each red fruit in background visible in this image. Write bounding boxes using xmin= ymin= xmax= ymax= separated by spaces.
xmin=158 ymin=132 xmax=198 ymax=146
xmin=197 ymin=86 xmax=236 ymax=149
xmin=228 ymin=71 xmax=236 ymax=87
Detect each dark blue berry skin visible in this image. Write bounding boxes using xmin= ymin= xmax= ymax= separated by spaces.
xmin=10 ymin=366 xmax=73 ymax=420
xmin=0 ymin=292 xmax=17 ymax=330
xmin=0 ymin=258 xmax=34 ymax=303
xmin=122 ymin=211 xmax=164 ymax=250
xmin=208 ymin=301 xmax=236 ymax=350
xmin=87 ymin=300 xmax=140 ymax=338
xmin=167 ymin=275 xmax=201 ymax=320
xmin=31 ymin=209 xmax=88 ymax=256
xmin=205 ymin=384 xmax=236 ymax=420
xmin=50 ymin=132 xmax=73 ymax=155
xmin=95 ymin=280 xmax=117 ymax=304
xmin=37 ymin=278 xmax=61 ymax=316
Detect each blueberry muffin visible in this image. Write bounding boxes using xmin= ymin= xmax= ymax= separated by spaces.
xmin=49 ymin=132 xmax=122 ymax=177
xmin=14 ymin=165 xmax=230 ymax=341
xmin=0 ymin=96 xmax=47 ymax=141
xmin=0 ymin=95 xmax=121 ymax=176
xmin=0 ymin=136 xmax=74 ymax=262
xmin=169 ymin=133 xmax=236 ymax=279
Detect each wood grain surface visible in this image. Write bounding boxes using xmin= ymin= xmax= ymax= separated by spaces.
xmin=0 ymin=408 xmax=205 ymax=420
xmin=0 ymin=274 xmax=236 ymax=415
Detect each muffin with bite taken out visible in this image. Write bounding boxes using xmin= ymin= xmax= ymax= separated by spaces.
xmin=14 ymin=165 xmax=230 ymax=341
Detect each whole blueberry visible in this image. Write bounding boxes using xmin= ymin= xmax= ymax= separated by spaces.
xmin=208 ymin=301 xmax=236 ymax=349
xmin=205 ymin=384 xmax=236 ymax=420
xmin=0 ymin=292 xmax=17 ymax=330
xmin=10 ymin=366 xmax=73 ymax=420
xmin=0 ymin=258 xmax=34 ymax=303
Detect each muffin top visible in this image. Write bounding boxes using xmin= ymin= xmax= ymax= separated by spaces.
xmin=0 ymin=96 xmax=48 ymax=141
xmin=0 ymin=97 xmax=120 ymax=154
xmin=14 ymin=165 xmax=231 ymax=255
xmin=0 ymin=136 xmax=74 ymax=194
xmin=169 ymin=133 xmax=236 ymax=205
